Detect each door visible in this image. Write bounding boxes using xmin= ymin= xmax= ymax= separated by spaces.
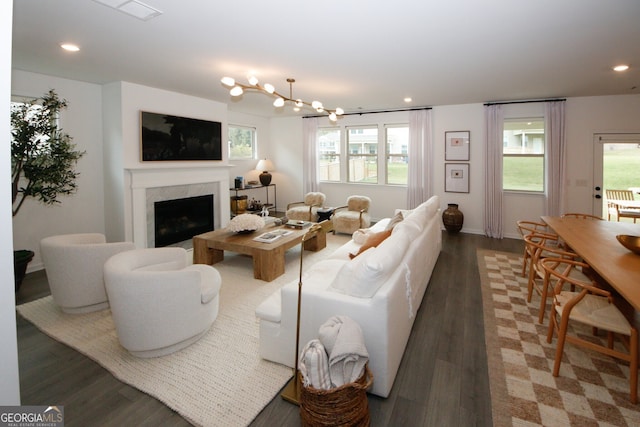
xmin=592 ymin=133 xmax=640 ymax=218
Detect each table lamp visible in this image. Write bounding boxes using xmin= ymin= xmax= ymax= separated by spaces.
xmin=281 ymin=221 xmax=329 ymax=405
xmin=256 ymin=159 xmax=275 ymax=186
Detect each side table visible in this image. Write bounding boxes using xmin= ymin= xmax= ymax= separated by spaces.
xmin=317 ymin=207 xmax=334 ymax=223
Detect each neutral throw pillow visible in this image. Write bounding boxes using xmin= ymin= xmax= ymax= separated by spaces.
xmin=384 ymin=211 xmax=404 ymax=231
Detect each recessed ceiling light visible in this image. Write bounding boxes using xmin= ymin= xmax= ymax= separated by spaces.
xmin=613 ymin=64 xmax=630 ymax=72
xmin=404 ymin=97 xmax=412 ymax=103
xmin=60 ymin=44 xmax=80 ymax=52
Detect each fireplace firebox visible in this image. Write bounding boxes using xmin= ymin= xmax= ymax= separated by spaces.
xmin=154 ymin=194 xmax=214 ymax=247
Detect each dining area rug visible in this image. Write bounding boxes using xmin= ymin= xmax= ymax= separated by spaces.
xmin=16 ymin=233 xmax=350 ymax=427
xmin=477 ymin=249 xmax=640 ymax=427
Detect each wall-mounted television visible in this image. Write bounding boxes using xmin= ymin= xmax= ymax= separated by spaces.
xmin=140 ymin=111 xmax=222 ymax=161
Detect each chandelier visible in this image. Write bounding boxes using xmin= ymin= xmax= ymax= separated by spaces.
xmin=220 ymin=76 xmax=344 ymax=121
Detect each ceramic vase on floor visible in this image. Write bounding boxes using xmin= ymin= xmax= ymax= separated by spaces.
xmin=442 ymin=203 xmax=464 ymax=233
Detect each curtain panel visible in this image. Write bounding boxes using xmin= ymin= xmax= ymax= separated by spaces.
xmin=544 ymin=101 xmax=566 ymax=216
xmin=302 ymin=117 xmax=319 ymax=193
xmin=407 ymin=109 xmax=433 ymax=209
xmin=484 ymin=104 xmax=504 ymax=238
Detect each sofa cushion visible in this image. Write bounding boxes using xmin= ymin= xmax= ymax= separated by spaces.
xmin=349 ymin=229 xmax=392 ymax=259
xmin=330 ymin=230 xmax=410 ymax=298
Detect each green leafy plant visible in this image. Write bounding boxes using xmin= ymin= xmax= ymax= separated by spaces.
xmin=10 ymin=89 xmax=85 ymax=216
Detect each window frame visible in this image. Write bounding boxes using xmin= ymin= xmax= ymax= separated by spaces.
xmin=347 ymin=125 xmax=379 ymax=184
xmin=502 ymin=117 xmax=546 ymax=193
xmin=228 ymin=124 xmax=256 ymax=160
xmin=384 ymin=124 xmax=409 ymax=185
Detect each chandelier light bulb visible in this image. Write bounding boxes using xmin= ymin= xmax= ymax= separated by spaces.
xmin=221 ymin=76 xmax=235 ymax=87
xmin=335 ymin=107 xmax=344 ymax=115
xmin=295 ymin=99 xmax=303 ymax=107
xmin=273 ymin=97 xmax=285 ymax=107
xmin=229 ymin=86 xmax=244 ymax=96
xmin=311 ymin=100 xmax=322 ymax=110
xmin=264 ymin=83 xmax=275 ymax=94
xmin=248 ymin=75 xmax=259 ymax=86
xmin=328 ymin=112 xmax=337 ymax=121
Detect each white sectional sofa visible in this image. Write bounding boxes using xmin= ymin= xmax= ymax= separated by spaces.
xmin=256 ymin=195 xmax=442 ymax=397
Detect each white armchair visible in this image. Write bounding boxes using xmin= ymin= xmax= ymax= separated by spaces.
xmin=40 ymin=233 xmax=135 ymax=314
xmin=103 ymin=247 xmax=221 ymax=358
xmin=286 ymin=192 xmax=326 ymax=222
xmin=332 ymin=195 xmax=372 ymax=235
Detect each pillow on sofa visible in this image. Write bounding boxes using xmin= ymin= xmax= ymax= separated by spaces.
xmin=330 ymin=230 xmax=410 ymax=298
xmin=384 ymin=211 xmax=404 ymax=231
xmin=349 ymin=229 xmax=392 ymax=259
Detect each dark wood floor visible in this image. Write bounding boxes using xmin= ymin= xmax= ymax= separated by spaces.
xmin=15 ymin=231 xmax=523 ymax=427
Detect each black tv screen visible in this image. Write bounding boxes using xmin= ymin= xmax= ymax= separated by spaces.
xmin=140 ymin=111 xmax=222 ymax=161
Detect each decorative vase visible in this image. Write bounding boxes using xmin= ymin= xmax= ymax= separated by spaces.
xmin=442 ymin=203 xmax=464 ymax=233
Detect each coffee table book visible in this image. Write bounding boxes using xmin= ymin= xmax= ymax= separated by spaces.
xmin=285 ymin=220 xmax=313 ymax=229
xmin=253 ymin=229 xmax=293 ymax=243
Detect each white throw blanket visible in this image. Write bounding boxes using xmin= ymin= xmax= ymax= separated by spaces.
xmin=318 ymin=315 xmax=369 ymax=387
xmin=299 ymin=339 xmax=332 ymax=390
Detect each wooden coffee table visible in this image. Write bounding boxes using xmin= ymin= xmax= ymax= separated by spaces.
xmin=192 ymin=224 xmax=327 ymax=282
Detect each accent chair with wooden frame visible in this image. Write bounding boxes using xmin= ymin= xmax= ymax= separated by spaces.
xmin=542 ymin=257 xmax=638 ymax=404
xmin=331 ymin=195 xmax=371 ymax=235
xmin=286 ymin=192 xmax=326 ymax=222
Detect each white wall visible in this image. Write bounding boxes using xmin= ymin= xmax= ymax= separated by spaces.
xmin=11 ymin=70 xmax=105 ymax=271
xmin=273 ymin=95 xmax=640 ymax=237
xmin=1 ymin=0 xmax=20 ymax=404
xmin=102 ymin=82 xmax=231 ymax=242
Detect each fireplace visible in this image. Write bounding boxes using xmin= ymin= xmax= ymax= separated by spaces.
xmin=154 ymin=194 xmax=214 ymax=247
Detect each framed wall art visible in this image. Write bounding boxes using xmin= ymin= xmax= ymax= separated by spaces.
xmin=445 ymin=130 xmax=470 ymax=161
xmin=445 ymin=163 xmax=469 ymax=193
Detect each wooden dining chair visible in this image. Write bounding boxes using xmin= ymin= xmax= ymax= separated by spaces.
xmin=605 ymin=189 xmax=640 ymax=222
xmin=516 ymin=220 xmax=558 ymax=278
xmin=542 ymin=257 xmax=638 ymax=404
xmin=523 ymin=233 xmax=588 ymax=324
xmin=561 ymin=213 xmax=603 ymax=220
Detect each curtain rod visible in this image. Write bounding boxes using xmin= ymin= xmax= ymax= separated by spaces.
xmin=303 ymin=106 xmax=432 ymax=119
xmin=484 ymin=98 xmax=566 ymax=106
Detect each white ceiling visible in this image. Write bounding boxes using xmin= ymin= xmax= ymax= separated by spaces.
xmin=11 ymin=0 xmax=640 ymax=118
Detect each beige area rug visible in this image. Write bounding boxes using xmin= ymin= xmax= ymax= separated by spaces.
xmin=477 ymin=249 xmax=640 ymax=427
xmin=17 ymin=233 xmax=351 ymax=427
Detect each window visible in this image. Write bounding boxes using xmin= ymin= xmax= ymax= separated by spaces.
xmin=386 ymin=125 xmax=409 ymax=185
xmin=228 ymin=125 xmax=256 ymax=160
xmin=318 ymin=128 xmax=341 ymax=182
xmin=503 ymin=119 xmax=545 ymax=192
xmin=348 ymin=126 xmax=378 ymax=183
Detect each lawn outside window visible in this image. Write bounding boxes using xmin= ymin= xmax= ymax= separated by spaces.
xmin=503 ymin=118 xmax=545 ymax=192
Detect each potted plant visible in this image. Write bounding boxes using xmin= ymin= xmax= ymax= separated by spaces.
xmin=10 ymin=89 xmax=85 ymax=291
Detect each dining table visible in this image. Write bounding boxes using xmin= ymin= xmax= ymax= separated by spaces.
xmin=541 ymin=216 xmax=640 ymax=311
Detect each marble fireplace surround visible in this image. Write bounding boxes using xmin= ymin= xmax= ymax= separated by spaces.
xmin=126 ymin=167 xmax=231 ymax=248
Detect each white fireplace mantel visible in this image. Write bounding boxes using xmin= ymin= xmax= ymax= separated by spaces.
xmin=125 ymin=166 xmax=232 ymax=248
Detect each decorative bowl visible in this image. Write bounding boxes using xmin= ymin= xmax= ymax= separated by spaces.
xmin=616 ymin=235 xmax=640 ymax=255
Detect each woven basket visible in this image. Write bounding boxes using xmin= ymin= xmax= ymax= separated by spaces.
xmin=299 ymin=365 xmax=373 ymax=427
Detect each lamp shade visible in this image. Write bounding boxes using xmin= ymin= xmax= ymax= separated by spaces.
xmin=256 ymin=159 xmax=275 ymax=186
xmin=256 ymin=159 xmax=274 ymax=172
